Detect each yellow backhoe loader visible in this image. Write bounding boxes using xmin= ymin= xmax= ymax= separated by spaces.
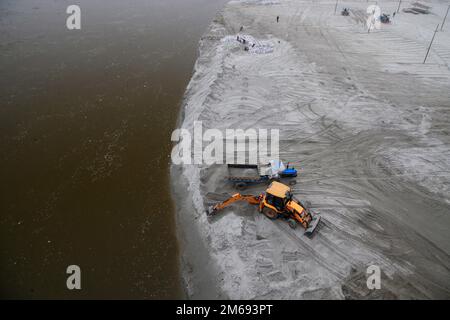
xmin=206 ymin=181 xmax=321 ymax=236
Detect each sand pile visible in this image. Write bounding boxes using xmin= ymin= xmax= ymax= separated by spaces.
xmin=173 ymin=0 xmax=450 ymax=299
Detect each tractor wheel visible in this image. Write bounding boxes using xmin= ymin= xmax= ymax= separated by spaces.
xmin=235 ymin=182 xmax=246 ymax=190
xmin=262 ymin=207 xmax=278 ymax=220
xmin=288 ymin=219 xmax=297 ymax=229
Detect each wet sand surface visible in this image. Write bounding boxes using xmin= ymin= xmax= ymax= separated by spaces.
xmin=0 ymin=0 xmax=227 ymax=298
xmin=175 ymin=0 xmax=450 ymax=299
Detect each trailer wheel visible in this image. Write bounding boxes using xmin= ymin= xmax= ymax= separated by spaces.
xmin=262 ymin=207 xmax=277 ymax=220
xmin=288 ymin=219 xmax=297 ymax=229
xmin=235 ymin=182 xmax=246 ymax=190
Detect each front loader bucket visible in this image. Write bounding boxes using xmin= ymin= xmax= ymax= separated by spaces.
xmin=304 ymin=215 xmax=321 ymax=236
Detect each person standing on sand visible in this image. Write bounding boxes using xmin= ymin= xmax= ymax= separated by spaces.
xmin=277 ymin=16 xmax=279 ymax=23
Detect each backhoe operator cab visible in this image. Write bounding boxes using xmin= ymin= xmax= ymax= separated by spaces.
xmin=262 ymin=182 xmax=292 ymax=212
xmin=260 ymin=182 xmax=320 ymax=235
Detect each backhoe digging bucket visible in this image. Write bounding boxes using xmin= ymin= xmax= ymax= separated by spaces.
xmin=304 ymin=215 xmax=321 ymax=236
xmin=206 ymin=206 xmax=217 ymax=216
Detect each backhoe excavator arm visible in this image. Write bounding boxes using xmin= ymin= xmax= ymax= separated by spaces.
xmin=206 ymin=193 xmax=261 ymax=216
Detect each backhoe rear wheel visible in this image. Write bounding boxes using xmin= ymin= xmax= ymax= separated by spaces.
xmin=262 ymin=207 xmax=277 ymax=220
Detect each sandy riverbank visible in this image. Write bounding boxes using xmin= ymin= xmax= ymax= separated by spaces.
xmin=172 ymin=0 xmax=450 ymax=299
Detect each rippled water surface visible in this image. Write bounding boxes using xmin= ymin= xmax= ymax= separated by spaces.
xmin=0 ymin=0 xmax=227 ymax=298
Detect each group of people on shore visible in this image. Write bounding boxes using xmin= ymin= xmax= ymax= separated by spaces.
xmin=236 ymin=16 xmax=279 ymax=51
xmin=236 ymin=35 xmax=256 ymax=51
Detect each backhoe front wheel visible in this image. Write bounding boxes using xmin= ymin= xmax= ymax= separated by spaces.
xmin=262 ymin=207 xmax=278 ymax=220
xmin=288 ymin=219 xmax=297 ymax=229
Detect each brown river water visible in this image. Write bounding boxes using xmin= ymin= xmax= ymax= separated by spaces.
xmin=0 ymin=0 xmax=227 ymax=299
